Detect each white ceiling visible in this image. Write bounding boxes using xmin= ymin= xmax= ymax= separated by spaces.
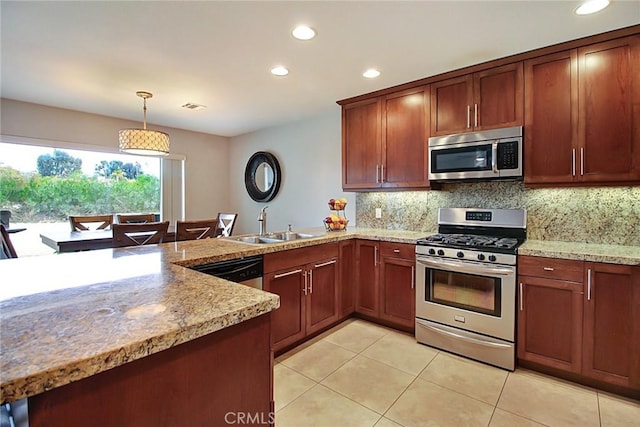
xmin=1 ymin=1 xmax=639 ymax=137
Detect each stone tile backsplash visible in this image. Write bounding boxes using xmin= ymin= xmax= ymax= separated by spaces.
xmin=355 ymin=182 xmax=640 ymax=246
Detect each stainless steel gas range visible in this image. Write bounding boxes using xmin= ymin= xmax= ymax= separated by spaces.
xmin=415 ymin=208 xmax=527 ymax=370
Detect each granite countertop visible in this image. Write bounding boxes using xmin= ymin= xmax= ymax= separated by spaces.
xmin=0 ymin=227 xmax=422 ymax=404
xmin=3 ymin=226 xmax=637 ymax=404
xmin=519 ymin=240 xmax=640 ymax=266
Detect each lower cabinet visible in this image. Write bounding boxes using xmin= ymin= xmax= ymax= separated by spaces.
xmin=518 ymin=256 xmax=640 ymax=391
xmin=356 ymin=240 xmax=415 ymax=330
xmin=339 ymin=240 xmax=356 ymax=318
xmin=264 ymin=243 xmax=340 ymax=352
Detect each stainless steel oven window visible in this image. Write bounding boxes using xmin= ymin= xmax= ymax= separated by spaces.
xmin=427 ymin=269 xmax=502 ymax=317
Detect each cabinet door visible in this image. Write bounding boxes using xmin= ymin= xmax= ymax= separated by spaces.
xmin=381 ymin=86 xmax=431 ymax=188
xmin=579 ymin=36 xmax=640 ymax=183
xmin=339 ymin=240 xmax=356 ymax=318
xmin=431 ymin=75 xmax=473 ymax=136
xmin=356 ymin=240 xmax=379 ymax=317
xmin=474 ymin=62 xmax=523 ymax=131
xmin=306 ymin=257 xmax=340 ymax=335
xmin=264 ymin=267 xmax=306 ymax=352
xmin=342 ymin=98 xmax=382 ymax=189
xmin=517 ymin=276 xmax=583 ymax=373
xmin=524 ymin=50 xmax=578 ymax=184
xmin=582 ymin=263 xmax=640 ymax=388
xmin=379 ymin=255 xmax=415 ymax=329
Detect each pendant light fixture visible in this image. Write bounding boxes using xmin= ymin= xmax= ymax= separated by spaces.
xmin=119 ymin=91 xmax=170 ymax=156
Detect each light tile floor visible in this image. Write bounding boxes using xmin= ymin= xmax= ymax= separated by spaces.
xmin=274 ymin=319 xmax=640 ymax=427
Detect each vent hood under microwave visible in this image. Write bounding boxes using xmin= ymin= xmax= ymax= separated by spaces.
xmin=428 ymin=126 xmax=523 ymax=182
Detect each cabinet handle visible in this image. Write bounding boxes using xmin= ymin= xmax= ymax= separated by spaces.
xmin=381 ymin=164 xmax=385 ymax=182
xmin=374 ymin=245 xmax=378 ymax=267
xmin=587 ymin=268 xmax=592 ymax=301
xmin=274 ymin=268 xmax=302 ymax=279
xmin=411 ymin=266 xmax=415 ymax=289
xmin=467 ymin=105 xmax=471 ymax=128
xmin=303 ymin=270 xmax=308 ymax=295
xmin=580 ymin=147 xmax=584 ymax=176
xmin=314 ymin=259 xmax=337 ymax=268
xmin=543 ymin=267 xmax=554 ymax=271
xmin=519 ymin=282 xmax=524 ymax=311
xmin=572 ymin=149 xmax=576 ymax=176
xmin=474 ymin=103 xmax=478 ymax=127
xmin=393 ymin=249 xmax=400 ymax=253
xmin=309 ymin=270 xmax=313 ymax=294
xmin=376 ymin=164 xmax=380 ymax=183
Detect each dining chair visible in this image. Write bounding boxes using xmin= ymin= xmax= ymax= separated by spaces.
xmin=69 ymin=215 xmax=113 ymax=231
xmin=116 ymin=213 xmax=156 ymax=224
xmin=1 ymin=224 xmax=18 ymax=259
xmin=176 ymin=219 xmax=219 ymax=241
xmin=112 ymin=221 xmax=170 ymax=247
xmin=214 ymin=213 xmax=238 ymax=237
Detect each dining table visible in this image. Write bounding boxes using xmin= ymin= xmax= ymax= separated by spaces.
xmin=40 ymin=229 xmax=176 ymax=253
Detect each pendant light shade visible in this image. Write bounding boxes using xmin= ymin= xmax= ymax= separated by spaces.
xmin=119 ymin=91 xmax=170 ymax=156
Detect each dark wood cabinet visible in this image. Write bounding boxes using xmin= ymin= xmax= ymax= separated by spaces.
xmin=341 ymin=86 xmax=431 ymax=190
xmin=582 ymin=263 xmax=640 ymax=388
xmin=431 ymin=63 xmax=523 ymax=136
xmin=264 ymin=243 xmax=339 ymax=352
xmin=379 ymin=242 xmax=415 ymax=330
xmin=517 ymin=256 xmax=584 ymax=373
xmin=518 ymin=256 xmax=640 ymax=393
xmin=356 ymin=240 xmax=415 ymax=331
xmin=525 ymin=35 xmax=640 ymax=186
xmin=339 ymin=240 xmax=356 ymax=318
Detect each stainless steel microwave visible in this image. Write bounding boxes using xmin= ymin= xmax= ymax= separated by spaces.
xmin=428 ymin=126 xmax=523 ymax=181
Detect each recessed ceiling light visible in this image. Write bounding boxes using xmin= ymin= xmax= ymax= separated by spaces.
xmin=575 ymin=0 xmax=610 ymax=15
xmin=292 ymin=25 xmax=316 ymax=41
xmin=363 ymin=68 xmax=381 ymax=78
xmin=271 ymin=66 xmax=289 ymax=76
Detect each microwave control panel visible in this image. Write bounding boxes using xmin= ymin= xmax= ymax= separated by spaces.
xmin=497 ymin=141 xmax=519 ymax=170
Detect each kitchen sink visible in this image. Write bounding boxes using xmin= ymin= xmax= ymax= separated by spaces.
xmin=226 ymin=232 xmax=321 ymax=245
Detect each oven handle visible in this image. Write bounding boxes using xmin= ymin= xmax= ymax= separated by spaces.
xmin=416 ymin=257 xmax=514 ymax=276
xmin=416 ymin=319 xmax=512 ymax=349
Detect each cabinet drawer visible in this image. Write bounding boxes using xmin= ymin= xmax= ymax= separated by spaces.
xmin=379 ymin=241 xmax=415 ymax=259
xmin=519 ymin=256 xmax=584 ymax=282
xmin=265 ymin=242 xmax=339 ymax=273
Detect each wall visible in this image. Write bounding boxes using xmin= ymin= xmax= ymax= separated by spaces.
xmin=229 ymin=107 xmax=354 ymax=235
xmin=357 ymin=182 xmax=640 ymax=246
xmin=0 ymin=98 xmax=230 ymax=220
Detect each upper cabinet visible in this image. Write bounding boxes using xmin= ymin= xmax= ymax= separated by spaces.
xmin=342 ymin=86 xmax=431 ymax=190
xmin=431 ymin=63 xmax=523 ymax=136
xmin=525 ymin=35 xmax=640 ymax=186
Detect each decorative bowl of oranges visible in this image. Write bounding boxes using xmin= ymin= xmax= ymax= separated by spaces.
xmin=328 ymin=198 xmax=347 ymax=210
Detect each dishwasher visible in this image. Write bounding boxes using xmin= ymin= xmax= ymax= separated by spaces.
xmin=189 ymin=255 xmax=263 ymax=289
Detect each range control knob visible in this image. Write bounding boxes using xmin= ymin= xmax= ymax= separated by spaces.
xmin=437 ymin=249 xmax=445 ymax=256
xmin=456 ymin=251 xmax=464 ymax=258
xmin=428 ymin=248 xmax=436 ymax=255
xmin=488 ymin=255 xmax=497 ymax=262
xmin=477 ymin=254 xmax=485 ymax=261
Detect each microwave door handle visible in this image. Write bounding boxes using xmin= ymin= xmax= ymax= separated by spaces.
xmin=492 ymin=141 xmax=498 ymax=173
xmin=416 ymin=257 xmax=513 ymax=276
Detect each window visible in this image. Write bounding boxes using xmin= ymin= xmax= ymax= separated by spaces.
xmin=0 ymin=140 xmax=184 ymax=256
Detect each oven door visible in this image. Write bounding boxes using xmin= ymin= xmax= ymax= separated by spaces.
xmin=415 ymin=255 xmax=516 ymax=342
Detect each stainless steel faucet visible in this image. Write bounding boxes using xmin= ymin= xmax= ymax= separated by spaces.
xmin=258 ymin=206 xmax=269 ymax=235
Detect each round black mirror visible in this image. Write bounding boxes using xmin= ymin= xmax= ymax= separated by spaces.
xmin=245 ymin=151 xmax=281 ymax=202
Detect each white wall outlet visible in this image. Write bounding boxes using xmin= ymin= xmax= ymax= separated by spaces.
xmin=375 ymin=208 xmax=382 ymax=219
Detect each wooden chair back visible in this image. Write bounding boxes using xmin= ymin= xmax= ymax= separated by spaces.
xmin=214 ymin=213 xmax=238 ymax=237
xmin=112 ymin=221 xmax=169 ymax=248
xmin=117 ymin=213 xmax=156 ymax=224
xmin=69 ymin=215 xmax=113 ymax=231
xmin=1 ymin=224 xmax=18 ymax=259
xmin=176 ymin=219 xmax=218 ymax=241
